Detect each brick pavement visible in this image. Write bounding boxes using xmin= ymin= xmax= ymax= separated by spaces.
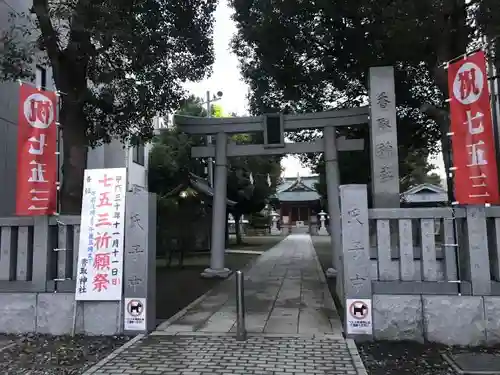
xmin=84 ymin=235 xmax=368 ymax=374
xmin=157 ymin=234 xmax=342 ymax=335
xmin=85 ymin=333 xmax=366 ymax=375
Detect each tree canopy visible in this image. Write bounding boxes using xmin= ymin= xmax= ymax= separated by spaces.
xmin=148 ymin=95 xmax=282 ymax=244
xmin=148 ymin=95 xmax=281 ymax=214
xmin=1 ymin=0 xmax=217 ymax=213
xmin=230 ymin=0 xmax=500 ymax=196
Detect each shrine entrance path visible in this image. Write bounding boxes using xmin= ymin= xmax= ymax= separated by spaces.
xmin=84 ymin=235 xmax=368 ymax=375
xmin=157 ymin=234 xmax=343 ymax=335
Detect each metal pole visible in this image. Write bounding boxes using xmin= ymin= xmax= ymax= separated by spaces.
xmin=235 ymin=270 xmax=246 ymax=341
xmin=71 ymin=301 xmax=78 ymax=336
xmin=206 ymin=91 xmax=214 ymax=188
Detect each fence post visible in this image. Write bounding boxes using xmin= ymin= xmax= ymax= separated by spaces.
xmin=340 ymin=184 xmax=372 ymax=338
xmin=32 ymin=216 xmax=51 ymax=291
xmin=464 ymin=206 xmax=491 ymax=295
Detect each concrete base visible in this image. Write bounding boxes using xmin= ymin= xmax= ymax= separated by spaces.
xmin=326 ymin=268 xmax=337 ymax=278
xmin=200 ymin=268 xmax=232 ymax=279
xmin=270 ymin=229 xmax=282 ymax=236
xmin=372 ymin=294 xmax=500 ymax=345
xmin=318 ymin=227 xmax=329 ymax=236
xmin=0 ymin=293 xmax=121 ymax=335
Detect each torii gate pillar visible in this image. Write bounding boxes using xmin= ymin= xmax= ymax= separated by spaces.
xmin=201 ymin=132 xmax=231 ymax=278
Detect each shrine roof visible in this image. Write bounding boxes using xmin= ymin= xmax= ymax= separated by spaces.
xmin=272 ymin=175 xmax=321 ymax=202
xmin=167 ymin=173 xmax=237 ymax=206
xmin=277 ymin=191 xmax=321 ymax=202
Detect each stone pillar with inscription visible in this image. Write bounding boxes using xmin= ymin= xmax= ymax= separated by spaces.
xmin=340 ymin=185 xmax=372 ymax=338
xmin=369 ymin=66 xmax=400 ymax=208
xmin=123 ymin=190 xmax=157 ymax=333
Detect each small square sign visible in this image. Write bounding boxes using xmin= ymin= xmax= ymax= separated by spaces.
xmin=346 ymin=298 xmax=372 ymax=335
xmin=124 ymin=298 xmax=146 ymax=331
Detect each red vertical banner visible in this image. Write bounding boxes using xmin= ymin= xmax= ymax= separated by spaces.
xmin=448 ymin=51 xmax=500 ymax=204
xmin=16 ymin=84 xmax=58 ymax=216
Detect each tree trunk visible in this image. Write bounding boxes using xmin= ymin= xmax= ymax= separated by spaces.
xmin=59 ymin=98 xmax=88 ymax=214
xmin=421 ymin=104 xmax=454 ymax=201
xmin=234 ymin=212 xmax=242 ymax=245
xmin=419 ymin=0 xmax=468 ymax=202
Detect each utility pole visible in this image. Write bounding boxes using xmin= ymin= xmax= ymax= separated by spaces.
xmin=204 ymin=90 xmax=223 ymax=187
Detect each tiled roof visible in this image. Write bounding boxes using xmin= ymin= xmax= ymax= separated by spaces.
xmin=273 ymin=175 xmax=321 ymax=202
xmin=277 ymin=191 xmax=321 ymax=202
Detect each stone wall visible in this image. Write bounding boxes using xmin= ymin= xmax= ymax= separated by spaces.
xmin=0 ymin=293 xmax=121 ymax=335
xmin=373 ymin=294 xmax=500 ymax=345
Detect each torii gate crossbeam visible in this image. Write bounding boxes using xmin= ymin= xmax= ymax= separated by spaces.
xmin=173 ymin=66 xmax=401 ymax=286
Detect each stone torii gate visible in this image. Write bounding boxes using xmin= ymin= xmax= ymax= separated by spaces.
xmin=175 ymin=66 xmax=400 ymax=279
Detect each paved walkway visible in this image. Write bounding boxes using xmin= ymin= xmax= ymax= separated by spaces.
xmin=85 ymin=235 xmax=367 ymax=375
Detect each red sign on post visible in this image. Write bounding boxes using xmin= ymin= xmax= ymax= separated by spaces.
xmin=448 ymin=51 xmax=500 ymax=204
xmin=16 ymin=84 xmax=58 ymax=215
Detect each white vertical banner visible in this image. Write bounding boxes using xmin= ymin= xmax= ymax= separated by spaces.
xmin=75 ymin=168 xmax=127 ymax=301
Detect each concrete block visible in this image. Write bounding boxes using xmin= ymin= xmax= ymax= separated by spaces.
xmin=83 ymin=301 xmax=121 ymax=335
xmin=36 ymin=293 xmax=82 ymax=335
xmin=423 ymin=295 xmax=485 ymax=345
xmin=373 ymin=294 xmax=423 ymax=342
xmin=484 ymin=297 xmax=500 ymax=344
xmin=0 ymin=293 xmax=36 ymax=334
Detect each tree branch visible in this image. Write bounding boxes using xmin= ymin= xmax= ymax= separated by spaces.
xmin=32 ymin=0 xmax=62 ymax=81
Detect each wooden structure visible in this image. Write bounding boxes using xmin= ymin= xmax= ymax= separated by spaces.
xmin=270 ymin=175 xmax=321 ymax=233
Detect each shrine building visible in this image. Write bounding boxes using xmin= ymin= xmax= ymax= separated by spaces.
xmin=270 ymin=175 xmax=322 ymax=233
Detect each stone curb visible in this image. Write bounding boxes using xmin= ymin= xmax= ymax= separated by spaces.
xmin=83 ymin=274 xmax=221 ymax=374
xmin=83 ymin=235 xmax=370 ymax=374
xmin=0 ymin=341 xmax=16 ymax=353
xmin=310 ymin=236 xmax=369 ymax=375
xmin=83 ymin=238 xmax=285 ymax=373
xmin=346 ymin=339 xmax=369 ymax=375
xmin=82 ymin=333 xmax=145 ymax=375
xmin=157 ymin=237 xmax=289 ymax=332
xmin=151 ymin=331 xmax=347 ymax=339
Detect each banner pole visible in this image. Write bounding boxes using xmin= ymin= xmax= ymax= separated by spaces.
xmin=487 ymin=39 xmax=500 ymax=196
xmin=55 ymin=90 xmax=62 ymax=215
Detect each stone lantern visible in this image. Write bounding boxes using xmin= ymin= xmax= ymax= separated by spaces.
xmin=270 ymin=210 xmax=281 ymax=235
xmin=318 ymin=211 xmax=328 ymax=236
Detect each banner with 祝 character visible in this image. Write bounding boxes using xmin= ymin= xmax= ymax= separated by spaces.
xmin=448 ymin=51 xmax=500 ymax=204
xmin=16 ymin=84 xmax=58 ymax=215
xmin=75 ymin=168 xmax=127 ymax=301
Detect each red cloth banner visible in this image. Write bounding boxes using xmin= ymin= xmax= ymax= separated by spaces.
xmin=448 ymin=51 xmax=500 ymax=204
xmin=16 ymin=84 xmax=58 ymax=215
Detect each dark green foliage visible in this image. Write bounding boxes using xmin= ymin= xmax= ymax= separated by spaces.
xmin=1 ymin=0 xmax=217 ymax=212
xmin=230 ymin=0 xmax=500 ymax=195
xmin=148 ymin=96 xmax=282 ymax=247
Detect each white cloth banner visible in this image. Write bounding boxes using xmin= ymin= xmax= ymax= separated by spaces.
xmin=75 ymin=168 xmax=127 ymax=301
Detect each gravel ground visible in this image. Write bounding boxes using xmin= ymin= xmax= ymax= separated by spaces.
xmin=0 ymin=237 xmax=279 ymax=375
xmin=358 ymin=341 xmax=453 ymax=375
xmin=0 ymin=334 xmax=129 ymax=375
xmin=359 ymin=341 xmax=500 ymax=375
xmin=312 ymin=236 xmax=500 ymax=374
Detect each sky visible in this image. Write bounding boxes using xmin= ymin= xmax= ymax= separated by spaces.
xmin=184 ymin=0 xmax=446 ymax=181
xmin=183 ymin=0 xmax=309 ymax=178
